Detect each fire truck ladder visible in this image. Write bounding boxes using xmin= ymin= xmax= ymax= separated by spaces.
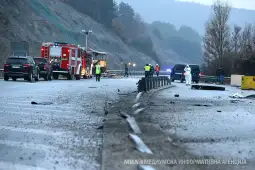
xmin=44 ymin=46 xmax=49 ymax=59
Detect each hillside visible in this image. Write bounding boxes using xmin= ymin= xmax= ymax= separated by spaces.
xmin=0 ymin=0 xmax=158 ymax=69
xmin=0 ymin=0 xmax=205 ymax=69
xmin=117 ymin=0 xmax=255 ymax=35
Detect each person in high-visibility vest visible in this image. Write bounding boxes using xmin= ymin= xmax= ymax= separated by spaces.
xmin=95 ymin=62 xmax=101 ymax=81
xmin=155 ymin=64 xmax=160 ymax=76
xmin=144 ymin=64 xmax=150 ymax=77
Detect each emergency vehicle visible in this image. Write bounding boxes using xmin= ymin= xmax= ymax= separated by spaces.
xmin=41 ymin=42 xmax=83 ymax=80
xmin=86 ymin=48 xmax=108 ymax=76
xmin=80 ymin=46 xmax=92 ymax=79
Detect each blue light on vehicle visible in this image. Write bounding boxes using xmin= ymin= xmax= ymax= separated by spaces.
xmin=166 ymin=69 xmax=172 ymax=72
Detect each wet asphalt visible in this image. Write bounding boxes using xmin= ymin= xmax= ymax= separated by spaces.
xmin=0 ymin=78 xmax=137 ymax=170
xmin=150 ymin=82 xmax=255 ymax=166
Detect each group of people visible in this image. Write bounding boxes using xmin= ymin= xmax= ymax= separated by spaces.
xmin=144 ymin=64 xmax=160 ymax=77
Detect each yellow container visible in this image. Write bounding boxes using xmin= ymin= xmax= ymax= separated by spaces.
xmin=241 ymin=76 xmax=255 ymax=90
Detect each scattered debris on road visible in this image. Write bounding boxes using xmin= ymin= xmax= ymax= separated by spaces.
xmin=191 ymin=84 xmax=225 ymax=91
xmin=135 ymin=92 xmax=143 ymax=103
xmin=129 ymin=133 xmax=153 ymax=154
xmin=230 ymin=100 xmax=241 ymax=103
xmin=118 ymin=111 xmax=141 ymax=133
xmin=96 ymin=125 xmax=104 ymax=129
xmin=126 ymin=116 xmax=141 ymax=134
xmin=217 ymin=110 xmax=222 ymax=112
xmin=132 ymin=102 xmax=141 ymax=109
xmin=118 ymin=110 xmax=128 ymax=119
xmin=246 ymin=94 xmax=255 ymax=99
xmin=230 ymin=93 xmax=244 ymax=98
xmin=174 ymin=94 xmax=179 ymax=97
xmin=192 ymin=104 xmax=213 ymax=107
xmin=31 ymin=101 xmax=53 ymax=105
xmin=133 ymin=108 xmax=145 ymax=114
xmin=88 ymin=86 xmax=97 ymax=88
xmin=104 ymin=110 xmax=108 ymax=115
xmin=167 ymin=137 xmax=173 ymax=142
xmin=230 ymin=93 xmax=255 ymax=99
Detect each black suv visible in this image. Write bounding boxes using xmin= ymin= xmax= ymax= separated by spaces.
xmin=189 ymin=64 xmax=201 ymax=83
xmin=33 ymin=57 xmax=52 ymax=81
xmin=171 ymin=64 xmax=186 ymax=82
xmin=171 ymin=64 xmax=201 ymax=83
xmin=4 ymin=56 xmax=40 ymax=82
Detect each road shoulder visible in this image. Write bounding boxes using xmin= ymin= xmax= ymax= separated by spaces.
xmin=101 ymin=85 xmax=174 ymax=170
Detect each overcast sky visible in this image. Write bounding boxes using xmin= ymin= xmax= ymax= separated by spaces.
xmin=176 ymin=0 xmax=255 ymax=10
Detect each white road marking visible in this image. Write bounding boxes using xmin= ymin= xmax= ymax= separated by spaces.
xmin=0 ymin=101 xmax=75 ymax=106
xmin=0 ymin=111 xmax=76 ymax=119
xmin=0 ymin=106 xmax=76 ymax=113
xmin=0 ymin=102 xmax=76 ymax=110
xmin=0 ymin=140 xmax=56 ymax=151
xmin=0 ymin=125 xmax=65 ymax=136
xmin=0 ymin=161 xmax=49 ymax=170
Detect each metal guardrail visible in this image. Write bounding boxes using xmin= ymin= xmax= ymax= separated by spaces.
xmin=107 ymin=70 xmax=171 ymax=76
xmin=107 ymin=70 xmax=231 ymax=83
xmin=137 ymin=76 xmax=171 ymax=92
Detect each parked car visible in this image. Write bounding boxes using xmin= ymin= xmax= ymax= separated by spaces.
xmin=33 ymin=57 xmax=52 ymax=81
xmin=3 ymin=56 xmax=40 ymax=82
xmin=171 ymin=64 xmax=186 ymax=82
xmin=171 ymin=64 xmax=201 ymax=83
xmin=189 ymin=64 xmax=201 ymax=84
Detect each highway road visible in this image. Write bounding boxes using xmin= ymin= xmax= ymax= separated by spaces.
xmin=0 ymin=78 xmax=138 ymax=170
xmin=143 ymin=82 xmax=255 ymax=170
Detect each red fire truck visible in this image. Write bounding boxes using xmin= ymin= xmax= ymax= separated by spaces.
xmin=41 ymin=42 xmax=84 ymax=80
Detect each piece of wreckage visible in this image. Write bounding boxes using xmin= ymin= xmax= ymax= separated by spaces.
xmin=191 ymin=84 xmax=225 ymax=91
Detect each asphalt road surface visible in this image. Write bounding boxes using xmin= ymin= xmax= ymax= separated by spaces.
xmin=150 ymin=82 xmax=255 ymax=169
xmin=0 ymin=78 xmax=137 ymax=170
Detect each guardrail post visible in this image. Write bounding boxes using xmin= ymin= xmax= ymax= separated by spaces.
xmin=137 ymin=78 xmax=146 ymax=92
xmin=145 ymin=78 xmax=148 ymax=91
xmin=150 ymin=77 xmax=153 ymax=90
xmin=152 ymin=77 xmax=154 ymax=89
xmin=148 ymin=77 xmax=151 ymax=90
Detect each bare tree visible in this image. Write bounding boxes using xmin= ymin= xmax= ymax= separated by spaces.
xmin=203 ymin=0 xmax=231 ymax=68
xmin=231 ymin=25 xmax=242 ymax=53
xmin=240 ymin=24 xmax=253 ymax=60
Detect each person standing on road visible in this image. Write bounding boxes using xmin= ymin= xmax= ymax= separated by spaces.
xmin=150 ymin=64 xmax=154 ymax=77
xmin=95 ymin=62 xmax=101 ymax=81
xmin=144 ymin=64 xmax=150 ymax=77
xmin=155 ymin=64 xmax=160 ymax=76
xmin=124 ymin=64 xmax=129 ymax=77
xmin=184 ymin=65 xmax=191 ymax=85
